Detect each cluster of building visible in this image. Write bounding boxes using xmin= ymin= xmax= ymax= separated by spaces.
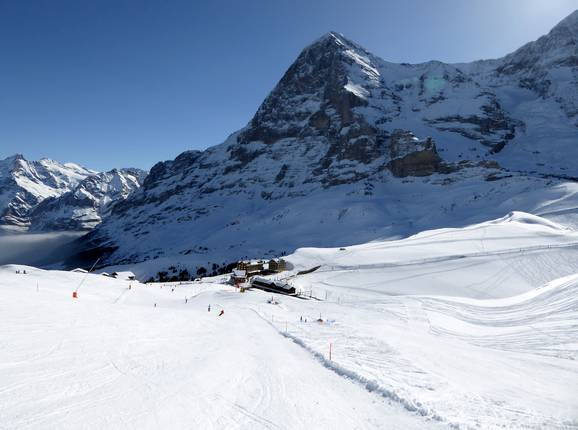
xmin=230 ymin=258 xmax=287 ymax=284
xmin=229 ymin=258 xmax=296 ymax=295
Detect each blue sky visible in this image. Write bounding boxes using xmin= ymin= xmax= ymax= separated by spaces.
xmin=0 ymin=0 xmax=576 ymax=171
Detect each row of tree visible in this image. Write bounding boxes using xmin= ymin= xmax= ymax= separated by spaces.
xmin=146 ymin=261 xmax=238 ymax=283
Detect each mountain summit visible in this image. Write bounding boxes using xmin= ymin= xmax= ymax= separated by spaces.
xmin=553 ymin=9 xmax=578 ymax=34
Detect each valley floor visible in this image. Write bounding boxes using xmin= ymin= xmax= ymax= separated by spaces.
xmin=1 ymin=212 xmax=577 ymax=429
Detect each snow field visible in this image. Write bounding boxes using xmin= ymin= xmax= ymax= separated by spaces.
xmin=271 ymin=213 xmax=578 ymax=429
xmin=1 ymin=212 xmax=578 ymax=429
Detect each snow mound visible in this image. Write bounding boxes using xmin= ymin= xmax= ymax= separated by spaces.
xmin=489 ymin=210 xmax=570 ymax=230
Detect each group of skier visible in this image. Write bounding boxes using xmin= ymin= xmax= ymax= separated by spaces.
xmin=208 ymin=304 xmax=224 ymax=316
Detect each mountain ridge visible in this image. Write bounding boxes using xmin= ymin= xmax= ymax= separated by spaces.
xmin=0 ymin=154 xmax=146 ymax=231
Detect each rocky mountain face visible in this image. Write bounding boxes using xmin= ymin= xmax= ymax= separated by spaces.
xmin=0 ymin=154 xmax=145 ymax=231
xmin=70 ymin=11 xmax=578 ymax=278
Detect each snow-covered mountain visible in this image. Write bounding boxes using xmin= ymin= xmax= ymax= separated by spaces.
xmin=0 ymin=154 xmax=94 ymax=229
xmin=71 ymin=11 xmax=578 ymax=277
xmin=0 ymin=154 xmax=145 ymax=231
xmin=29 ymin=168 xmax=146 ymax=231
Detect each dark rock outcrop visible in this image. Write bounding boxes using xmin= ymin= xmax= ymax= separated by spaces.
xmin=387 ymin=131 xmax=442 ymax=177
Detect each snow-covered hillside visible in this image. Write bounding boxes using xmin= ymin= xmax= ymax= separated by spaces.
xmin=76 ymin=170 xmax=578 ymax=280
xmin=2 ymin=213 xmax=577 ymax=429
xmin=72 ymin=10 xmax=578 ymax=277
xmin=287 ymin=211 xmax=578 ymax=297
xmin=278 ymin=213 xmax=578 ymax=428
xmin=0 ymin=154 xmax=145 ymax=231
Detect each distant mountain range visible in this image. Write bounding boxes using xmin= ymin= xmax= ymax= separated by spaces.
xmin=5 ymin=11 xmax=578 ymax=278
xmin=0 ymin=154 xmax=145 ymax=231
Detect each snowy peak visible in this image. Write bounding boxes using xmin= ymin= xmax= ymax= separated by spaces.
xmin=306 ymin=31 xmax=371 ymax=57
xmin=551 ymin=9 xmax=578 ymax=37
xmin=235 ymin=28 xmax=397 ymax=185
xmin=0 ymin=154 xmax=24 ymax=170
xmin=313 ymin=31 xmax=349 ymax=44
xmin=307 ymin=30 xmax=379 ymax=73
xmin=245 ymin=28 xmax=381 ymax=131
xmin=10 ymin=156 xmax=94 ymax=191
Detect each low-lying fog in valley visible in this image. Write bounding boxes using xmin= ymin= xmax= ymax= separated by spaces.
xmin=0 ymin=230 xmax=84 ymax=267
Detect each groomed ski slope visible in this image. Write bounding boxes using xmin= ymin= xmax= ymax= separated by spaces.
xmin=0 ymin=268 xmax=445 ymax=430
xmin=1 ymin=212 xmax=577 ymax=429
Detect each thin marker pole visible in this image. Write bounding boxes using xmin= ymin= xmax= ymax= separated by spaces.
xmin=73 ymin=257 xmax=101 ymax=298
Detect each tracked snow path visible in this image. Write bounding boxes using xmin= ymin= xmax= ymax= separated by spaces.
xmin=0 ymin=266 xmax=446 ymax=430
xmin=276 ymin=213 xmax=578 ymax=429
xmin=261 ymin=280 xmax=578 ymax=429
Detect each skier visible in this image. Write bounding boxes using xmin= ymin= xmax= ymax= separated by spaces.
xmin=300 ymin=316 xmax=303 ymax=322
xmin=218 ymin=309 xmax=225 ymax=317
xmin=208 ymin=304 xmax=211 ymax=312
